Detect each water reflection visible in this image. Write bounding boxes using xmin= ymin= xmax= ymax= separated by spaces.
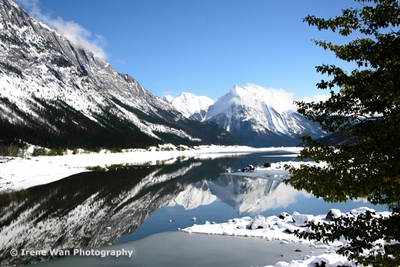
xmin=171 ymin=173 xmax=304 ymax=214
xmin=0 ymin=151 xmax=355 ymax=266
xmin=0 ymin=156 xmax=245 ymax=266
xmin=209 ymin=176 xmax=303 ymax=214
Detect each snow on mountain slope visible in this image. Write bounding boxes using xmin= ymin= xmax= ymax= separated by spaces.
xmin=163 ymin=95 xmax=175 ymax=104
xmin=204 ymin=84 xmax=324 ymax=147
xmin=206 ymin=84 xmax=297 ymax=134
xmin=0 ymin=0 xmax=164 ymax=124
xmin=164 ymin=92 xmax=214 ymax=120
xmin=206 ymin=84 xmax=296 ymax=117
xmin=163 ymin=85 xmax=324 ymax=147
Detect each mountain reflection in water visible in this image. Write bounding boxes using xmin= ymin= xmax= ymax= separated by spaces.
xmin=0 ymin=152 xmax=384 ymax=266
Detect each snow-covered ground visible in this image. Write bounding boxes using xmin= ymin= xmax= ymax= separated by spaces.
xmin=181 ymin=207 xmax=391 ymax=267
xmin=0 ymin=145 xmax=301 ymax=192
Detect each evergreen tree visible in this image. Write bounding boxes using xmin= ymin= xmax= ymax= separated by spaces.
xmin=285 ymin=0 xmax=400 ymax=265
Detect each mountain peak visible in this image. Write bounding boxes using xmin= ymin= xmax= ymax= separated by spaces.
xmin=163 ymin=95 xmax=174 ymax=104
xmin=168 ymin=92 xmax=214 ymax=120
xmin=227 ymin=84 xmax=296 ymax=112
xmin=203 ymin=84 xmax=324 ymax=146
xmin=171 ymin=92 xmax=215 ymax=121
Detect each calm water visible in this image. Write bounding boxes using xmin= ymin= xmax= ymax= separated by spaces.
xmin=34 ymin=231 xmax=328 ymax=267
xmin=0 ymin=150 xmax=387 ymax=266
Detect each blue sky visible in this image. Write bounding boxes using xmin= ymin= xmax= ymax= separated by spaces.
xmin=17 ymin=0 xmax=357 ymax=100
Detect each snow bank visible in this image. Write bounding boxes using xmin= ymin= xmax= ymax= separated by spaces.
xmin=181 ymin=207 xmax=391 ymax=267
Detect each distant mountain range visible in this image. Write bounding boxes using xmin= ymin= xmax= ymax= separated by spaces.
xmin=165 ymin=85 xmax=325 ymax=147
xmin=0 ymin=0 xmax=325 ymax=149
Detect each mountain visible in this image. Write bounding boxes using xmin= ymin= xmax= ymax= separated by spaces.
xmin=163 ymin=92 xmax=214 ymax=121
xmin=0 ymin=0 xmax=237 ymax=149
xmin=203 ymin=84 xmax=325 ymax=147
xmin=310 ymin=131 xmax=355 ymax=147
xmin=163 ymin=85 xmax=325 ymax=147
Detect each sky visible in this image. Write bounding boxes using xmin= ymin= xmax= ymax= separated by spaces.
xmin=15 ymin=0 xmax=358 ymax=101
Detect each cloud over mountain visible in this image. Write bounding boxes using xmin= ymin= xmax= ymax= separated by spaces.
xmin=15 ymin=0 xmax=107 ymax=59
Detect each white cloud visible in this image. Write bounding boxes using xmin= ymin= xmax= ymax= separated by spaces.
xmin=15 ymin=0 xmax=107 ymax=59
xmin=48 ymin=17 xmax=107 ymax=59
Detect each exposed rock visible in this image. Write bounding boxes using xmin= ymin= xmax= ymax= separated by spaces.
xmin=326 ymin=209 xmax=342 ymax=221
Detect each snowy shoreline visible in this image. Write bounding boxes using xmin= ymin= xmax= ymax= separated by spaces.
xmin=0 ymin=145 xmax=300 ymax=192
xmin=181 ymin=207 xmax=391 ymax=267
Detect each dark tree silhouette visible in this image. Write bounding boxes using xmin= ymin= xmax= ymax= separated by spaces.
xmin=285 ymin=0 xmax=400 ymax=265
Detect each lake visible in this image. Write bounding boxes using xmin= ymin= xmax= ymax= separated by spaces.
xmin=0 ymin=150 xmax=387 ymax=266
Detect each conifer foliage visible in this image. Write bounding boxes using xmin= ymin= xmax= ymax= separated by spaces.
xmin=285 ymin=0 xmax=400 ymax=265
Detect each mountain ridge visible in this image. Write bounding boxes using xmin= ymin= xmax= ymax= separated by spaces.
xmin=0 ymin=0 xmax=238 ymax=149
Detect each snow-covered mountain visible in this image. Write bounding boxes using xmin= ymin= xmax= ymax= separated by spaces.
xmin=187 ymin=84 xmax=324 ymax=147
xmin=0 ymin=0 xmax=237 ymax=148
xmin=164 ymin=92 xmax=214 ymax=120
